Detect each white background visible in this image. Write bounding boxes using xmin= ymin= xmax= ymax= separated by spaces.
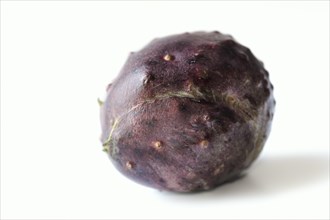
xmin=1 ymin=1 xmax=329 ymax=219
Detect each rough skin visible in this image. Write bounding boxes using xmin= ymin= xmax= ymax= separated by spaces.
xmin=100 ymin=31 xmax=275 ymax=192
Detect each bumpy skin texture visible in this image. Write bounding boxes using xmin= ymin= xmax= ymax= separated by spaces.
xmin=100 ymin=31 xmax=275 ymax=192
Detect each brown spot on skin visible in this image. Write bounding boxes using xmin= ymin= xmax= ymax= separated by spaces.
xmin=163 ymin=54 xmax=174 ymax=61
xmin=126 ymin=161 xmax=134 ymax=170
xmin=199 ymin=140 xmax=209 ymax=149
xmin=151 ymin=141 xmax=162 ymax=150
xmin=227 ymin=95 xmax=235 ymax=104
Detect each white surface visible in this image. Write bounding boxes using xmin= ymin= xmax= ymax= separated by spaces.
xmin=1 ymin=1 xmax=329 ymax=219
